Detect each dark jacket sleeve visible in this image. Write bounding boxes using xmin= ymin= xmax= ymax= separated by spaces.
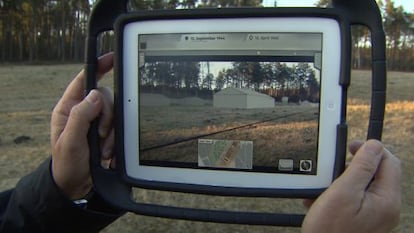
xmin=0 ymin=158 xmax=124 ymax=233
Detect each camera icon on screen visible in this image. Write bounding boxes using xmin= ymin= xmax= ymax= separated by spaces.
xmin=299 ymin=160 xmax=313 ymax=172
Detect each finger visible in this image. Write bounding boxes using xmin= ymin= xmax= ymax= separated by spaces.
xmin=101 ymin=128 xmax=115 ymax=160
xmin=303 ymin=199 xmax=315 ymax=209
xmin=98 ymin=87 xmax=114 ymax=138
xmin=368 ymin=148 xmax=401 ymax=197
xmin=51 ymin=53 xmax=114 ymax=145
xmin=366 ymin=149 xmax=402 ymax=228
xmin=338 ymin=139 xmax=385 ymax=192
xmin=348 ymin=140 xmax=364 ymax=155
xmin=101 ymin=159 xmax=112 ymax=169
xmin=62 ymin=90 xmax=103 ymax=146
xmin=110 ymin=156 xmax=116 ymax=169
xmin=96 ymin=52 xmax=114 ymax=80
xmin=60 ymin=52 xmax=114 ymax=105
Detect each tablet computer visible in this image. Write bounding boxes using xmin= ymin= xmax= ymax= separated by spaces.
xmin=118 ymin=16 xmax=343 ymax=193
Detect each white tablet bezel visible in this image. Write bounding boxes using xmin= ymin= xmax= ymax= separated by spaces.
xmin=122 ymin=17 xmax=342 ymax=189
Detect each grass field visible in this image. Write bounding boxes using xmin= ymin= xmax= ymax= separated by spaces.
xmin=140 ymin=104 xmax=319 ymax=171
xmin=0 ymin=65 xmax=413 ymax=232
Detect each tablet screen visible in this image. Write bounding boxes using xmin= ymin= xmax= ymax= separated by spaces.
xmin=138 ymin=32 xmax=321 ymax=174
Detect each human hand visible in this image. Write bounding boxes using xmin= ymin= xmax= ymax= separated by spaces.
xmin=302 ymin=139 xmax=401 ymax=233
xmin=50 ymin=53 xmax=115 ymax=200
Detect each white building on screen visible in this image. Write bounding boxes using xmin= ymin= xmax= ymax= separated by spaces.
xmin=213 ymin=87 xmax=274 ymax=109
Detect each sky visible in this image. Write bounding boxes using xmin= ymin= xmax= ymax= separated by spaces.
xmin=262 ymin=0 xmax=414 ymax=12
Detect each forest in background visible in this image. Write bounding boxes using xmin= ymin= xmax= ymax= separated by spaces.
xmin=139 ymin=61 xmax=319 ymax=102
xmin=0 ymin=0 xmax=413 ymax=71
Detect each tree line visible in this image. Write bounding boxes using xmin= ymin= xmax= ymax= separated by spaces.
xmin=1 ymin=0 xmax=413 ymax=71
xmin=0 ymin=0 xmax=90 ymax=62
xmin=140 ymin=61 xmax=319 ymax=102
xmin=317 ymin=0 xmax=414 ymax=71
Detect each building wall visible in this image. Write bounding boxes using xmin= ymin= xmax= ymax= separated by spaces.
xmin=246 ymin=95 xmax=275 ymax=109
xmin=213 ymin=94 xmax=247 ymax=108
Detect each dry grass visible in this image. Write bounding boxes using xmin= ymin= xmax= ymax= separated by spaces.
xmin=0 ymin=65 xmax=413 ymax=232
xmin=141 ymin=105 xmax=318 ymax=167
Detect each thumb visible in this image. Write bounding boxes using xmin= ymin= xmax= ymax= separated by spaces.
xmin=339 ymin=139 xmax=385 ymax=192
xmin=63 ymin=90 xmax=103 ymax=143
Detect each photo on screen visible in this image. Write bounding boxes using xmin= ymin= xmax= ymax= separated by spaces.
xmin=137 ymin=32 xmax=322 ymax=175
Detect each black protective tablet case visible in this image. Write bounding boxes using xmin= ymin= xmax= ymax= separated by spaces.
xmin=85 ymin=0 xmax=386 ymax=227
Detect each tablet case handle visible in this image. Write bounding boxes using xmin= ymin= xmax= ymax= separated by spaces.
xmin=332 ymin=0 xmax=387 ymax=141
xmin=86 ymin=0 xmax=386 ymax=227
